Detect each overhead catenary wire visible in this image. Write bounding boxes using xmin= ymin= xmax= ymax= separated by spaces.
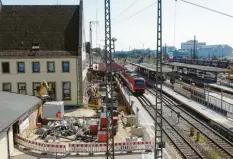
xmin=112 ymin=0 xmax=141 ymax=19
xmin=179 ymin=0 xmax=233 ymax=19
xmin=113 ymin=1 xmax=158 ymax=24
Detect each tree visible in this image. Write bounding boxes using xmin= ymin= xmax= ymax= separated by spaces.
xmin=212 ymin=55 xmax=218 ymax=60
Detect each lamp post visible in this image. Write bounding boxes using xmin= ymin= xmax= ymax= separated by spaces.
xmin=112 ymin=37 xmax=117 ymax=59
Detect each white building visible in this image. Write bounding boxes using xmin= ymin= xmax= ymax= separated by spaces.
xmin=0 ymin=1 xmax=87 ymax=106
xmin=181 ymin=40 xmax=206 ymax=51
xmin=0 ymin=91 xmax=42 ymax=159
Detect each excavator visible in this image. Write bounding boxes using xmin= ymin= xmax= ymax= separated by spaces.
xmin=37 ymin=80 xmax=52 ymax=103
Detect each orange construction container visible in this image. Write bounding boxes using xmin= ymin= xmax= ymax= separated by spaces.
xmin=89 ymin=121 xmax=98 ymax=135
xmin=98 ymin=131 xmax=107 ymax=142
xmin=100 ymin=113 xmax=107 ymax=128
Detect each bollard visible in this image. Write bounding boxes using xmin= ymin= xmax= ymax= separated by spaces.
xmin=196 ymin=131 xmax=200 ymax=142
xmin=190 ymin=127 xmax=194 ymax=137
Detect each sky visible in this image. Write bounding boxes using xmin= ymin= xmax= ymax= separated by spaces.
xmin=2 ymin=0 xmax=233 ymax=51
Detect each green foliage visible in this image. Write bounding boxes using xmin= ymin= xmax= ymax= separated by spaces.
xmin=212 ymin=55 xmax=218 ymax=60
xmin=209 ymin=149 xmax=222 ymax=159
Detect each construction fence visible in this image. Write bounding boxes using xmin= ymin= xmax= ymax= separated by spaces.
xmin=15 ymin=135 xmax=154 ymax=156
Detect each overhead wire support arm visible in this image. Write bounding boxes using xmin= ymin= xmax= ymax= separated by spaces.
xmin=89 ymin=21 xmax=99 ymax=71
xmin=104 ymin=0 xmax=114 ymax=158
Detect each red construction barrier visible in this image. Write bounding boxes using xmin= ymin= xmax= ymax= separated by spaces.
xmin=15 ymin=135 xmax=154 ymax=155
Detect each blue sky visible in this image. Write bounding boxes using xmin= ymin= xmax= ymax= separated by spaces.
xmin=2 ymin=0 xmax=233 ymax=51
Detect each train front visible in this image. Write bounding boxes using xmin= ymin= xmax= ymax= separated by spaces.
xmin=133 ymin=77 xmax=146 ymax=95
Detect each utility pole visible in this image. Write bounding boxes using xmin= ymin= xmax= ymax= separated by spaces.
xmin=112 ymin=37 xmax=117 ymax=60
xmin=193 ymin=35 xmax=196 ymax=59
xmin=104 ymin=0 xmax=114 ymax=158
xmin=89 ymin=21 xmax=99 ymax=70
xmin=155 ymin=0 xmax=164 ymax=158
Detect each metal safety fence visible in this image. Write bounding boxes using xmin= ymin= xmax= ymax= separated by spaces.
xmin=15 ymin=135 xmax=154 ymax=156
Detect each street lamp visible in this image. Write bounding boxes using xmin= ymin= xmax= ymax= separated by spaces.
xmin=112 ymin=37 xmax=117 ymax=59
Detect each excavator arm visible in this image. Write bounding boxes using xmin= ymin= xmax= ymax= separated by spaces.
xmin=38 ymin=80 xmax=52 ymax=102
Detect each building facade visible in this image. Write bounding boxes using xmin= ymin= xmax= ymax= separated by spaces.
xmin=0 ymin=1 xmax=87 ymax=105
xmin=0 ymin=56 xmax=79 ymax=105
xmin=197 ymin=45 xmax=233 ymax=59
xmin=181 ymin=40 xmax=206 ymax=51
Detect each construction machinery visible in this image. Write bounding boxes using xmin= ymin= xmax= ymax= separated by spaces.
xmin=37 ymin=80 xmax=52 ymax=103
xmin=87 ymin=85 xmax=100 ymax=109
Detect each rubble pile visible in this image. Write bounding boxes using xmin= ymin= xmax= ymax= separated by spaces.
xmin=35 ymin=117 xmax=97 ymax=143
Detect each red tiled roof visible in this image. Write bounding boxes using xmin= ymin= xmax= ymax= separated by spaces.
xmin=97 ymin=62 xmax=124 ymax=72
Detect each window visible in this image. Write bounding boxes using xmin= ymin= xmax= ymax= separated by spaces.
xmin=33 ymin=82 xmax=41 ymax=96
xmin=62 ymin=82 xmax=71 ymax=100
xmin=18 ymin=83 xmax=27 ymax=95
xmin=17 ymin=62 xmax=25 ymax=73
xmin=2 ymin=83 xmax=11 ymax=92
xmin=62 ymin=61 xmax=70 ymax=72
xmin=47 ymin=61 xmax=55 ymax=72
xmin=2 ymin=62 xmax=10 ymax=73
xmin=32 ymin=62 xmax=40 ymax=73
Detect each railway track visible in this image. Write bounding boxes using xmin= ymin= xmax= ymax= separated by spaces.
xmin=147 ymin=88 xmax=233 ymax=159
xmin=137 ymin=95 xmax=206 ymax=159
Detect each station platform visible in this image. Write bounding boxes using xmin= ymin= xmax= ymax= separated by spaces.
xmin=130 ymin=62 xmax=172 ymax=73
xmin=115 ymin=77 xmax=181 ymax=159
xmin=209 ymin=83 xmax=233 ymax=94
xmin=145 ymin=78 xmax=233 ymax=130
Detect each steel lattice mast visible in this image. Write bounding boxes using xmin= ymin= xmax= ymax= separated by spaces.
xmin=104 ymin=0 xmax=114 ymax=158
xmin=155 ymin=0 xmax=163 ymax=158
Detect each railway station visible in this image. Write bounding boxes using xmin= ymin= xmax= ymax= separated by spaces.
xmin=164 ymin=62 xmax=230 ymax=84
xmin=1 ymin=0 xmax=233 ymax=158
xmin=130 ymin=62 xmax=172 ymax=81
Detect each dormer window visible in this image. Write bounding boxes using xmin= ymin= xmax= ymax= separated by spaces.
xmin=32 ymin=42 xmax=40 ymax=50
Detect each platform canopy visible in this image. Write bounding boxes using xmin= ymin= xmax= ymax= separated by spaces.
xmin=164 ymin=62 xmax=230 ymax=73
xmin=131 ymin=62 xmax=172 ymax=73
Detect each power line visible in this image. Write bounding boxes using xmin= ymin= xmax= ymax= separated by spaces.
xmin=113 ymin=1 xmax=158 ymax=24
xmin=113 ymin=0 xmax=141 ymax=19
xmin=180 ymin=0 xmax=233 ymax=19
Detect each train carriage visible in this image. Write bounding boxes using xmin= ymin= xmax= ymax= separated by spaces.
xmin=118 ymin=70 xmax=146 ymax=95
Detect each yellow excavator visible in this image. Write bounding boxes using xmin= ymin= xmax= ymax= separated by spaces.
xmin=226 ymin=65 xmax=233 ymax=80
xmin=37 ymin=80 xmax=52 ymax=102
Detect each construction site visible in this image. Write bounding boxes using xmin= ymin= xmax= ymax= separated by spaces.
xmin=14 ymin=76 xmax=154 ymax=158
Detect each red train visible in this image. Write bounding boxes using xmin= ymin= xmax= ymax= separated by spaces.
xmin=118 ymin=70 xmax=146 ymax=95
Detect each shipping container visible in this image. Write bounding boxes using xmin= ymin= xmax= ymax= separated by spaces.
xmin=42 ymin=101 xmax=64 ymax=119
